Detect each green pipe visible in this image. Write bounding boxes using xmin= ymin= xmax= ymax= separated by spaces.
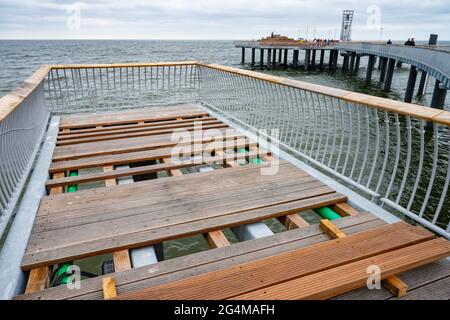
xmin=314 ymin=206 xmax=341 ymax=220
xmin=67 ymin=171 xmax=78 ymax=192
xmin=237 ymin=147 xmax=262 ymax=164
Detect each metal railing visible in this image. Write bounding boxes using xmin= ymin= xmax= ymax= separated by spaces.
xmin=197 ymin=63 xmax=450 ymax=238
xmin=46 ymin=62 xmax=200 ymax=114
xmin=0 ymin=66 xmax=50 ymax=237
xmin=0 ymin=61 xmax=449 ymax=240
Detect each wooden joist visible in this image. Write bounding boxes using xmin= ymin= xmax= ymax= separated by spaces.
xmin=102 ymin=277 xmax=117 ymax=299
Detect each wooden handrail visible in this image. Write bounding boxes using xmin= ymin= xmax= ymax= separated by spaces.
xmin=0 ymin=65 xmax=51 ymax=122
xmin=49 ymin=61 xmax=199 ymax=69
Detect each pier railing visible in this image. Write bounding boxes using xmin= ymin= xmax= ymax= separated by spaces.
xmin=0 ymin=66 xmax=50 ymax=237
xmin=198 ymin=63 xmax=450 ymax=238
xmin=0 ymin=61 xmax=449 ymax=239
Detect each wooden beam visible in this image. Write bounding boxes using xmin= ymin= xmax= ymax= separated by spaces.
xmin=103 ymin=165 xmax=116 ymax=187
xmin=102 ymin=276 xmax=117 ymax=299
xmin=204 ymin=230 xmax=231 ymax=248
xmin=320 ymin=219 xmax=347 ymax=239
xmin=320 ymin=219 xmax=408 ymax=297
xmin=330 ymin=202 xmax=359 ymax=217
xmin=113 ymin=250 xmax=132 ymax=272
xmin=25 ymin=267 xmax=50 ymax=294
xmin=278 ymin=214 xmax=310 ymax=230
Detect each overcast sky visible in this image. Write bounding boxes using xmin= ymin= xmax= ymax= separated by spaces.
xmin=0 ymin=0 xmax=449 ymax=40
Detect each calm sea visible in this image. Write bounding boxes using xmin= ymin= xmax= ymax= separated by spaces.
xmin=0 ymin=40 xmax=448 ymax=275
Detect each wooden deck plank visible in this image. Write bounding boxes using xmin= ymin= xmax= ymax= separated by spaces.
xmin=45 ymin=150 xmax=269 ymax=189
xmin=56 ymin=123 xmax=229 ymax=146
xmin=14 ymin=213 xmax=387 ymax=300
xmin=57 ymin=118 xmax=220 ymax=140
xmin=114 ymin=224 xmax=435 ymax=300
xmin=232 ymin=238 xmax=450 ymax=300
xmin=333 ymin=259 xmax=450 ymax=300
xmin=37 ymin=162 xmax=300 ymax=220
xmin=59 ymin=104 xmax=208 ymax=129
xmin=33 ymin=178 xmax=329 ymax=237
xmin=58 ymin=116 xmax=217 ymax=136
xmin=52 ymin=129 xmax=244 ymax=161
xmin=22 ymin=187 xmax=343 ymax=270
xmin=49 ymin=139 xmax=257 ymax=173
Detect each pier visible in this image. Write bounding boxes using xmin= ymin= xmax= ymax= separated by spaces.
xmin=0 ymin=62 xmax=449 ymax=300
xmin=235 ymin=40 xmax=450 ymax=109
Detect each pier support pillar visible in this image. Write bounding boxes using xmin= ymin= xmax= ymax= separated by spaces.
xmin=378 ymin=56 xmax=382 ymax=69
xmin=342 ymin=54 xmax=349 ymax=72
xmin=278 ymin=49 xmax=282 ymax=63
xmin=332 ymin=50 xmax=339 ymax=69
xmin=366 ymin=54 xmax=375 ymax=82
xmin=283 ymin=49 xmax=288 ymax=66
xmin=304 ymin=50 xmax=311 ymax=70
xmin=251 ymin=48 xmax=255 ymax=67
xmin=267 ymin=49 xmax=272 ymax=67
xmin=328 ymin=50 xmax=333 ymax=66
xmin=293 ymin=50 xmax=299 ymax=68
xmin=311 ymin=49 xmax=316 ymax=67
xmin=404 ymin=65 xmax=418 ymax=103
xmin=319 ymin=50 xmax=325 ymax=69
xmin=272 ymin=49 xmax=277 ymax=67
xmin=417 ymin=71 xmax=427 ymax=95
xmin=379 ymin=57 xmax=388 ymax=82
xmin=396 ymin=61 xmax=403 ymax=68
xmin=354 ymin=55 xmax=361 ymax=73
xmin=349 ymin=52 xmax=356 ymax=73
xmin=430 ymin=79 xmax=447 ymax=109
xmin=241 ymin=47 xmax=245 ymax=64
xmin=383 ymin=58 xmax=396 ymax=92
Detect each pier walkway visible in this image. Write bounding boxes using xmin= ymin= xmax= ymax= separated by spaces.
xmin=14 ymin=104 xmax=450 ymax=300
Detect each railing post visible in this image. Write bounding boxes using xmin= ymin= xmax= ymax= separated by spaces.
xmin=383 ymin=58 xmax=396 ymax=92
xmin=404 ymin=65 xmax=418 ymax=103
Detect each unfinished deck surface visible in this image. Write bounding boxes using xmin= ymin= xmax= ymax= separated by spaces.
xmin=17 ymin=104 xmax=450 ymax=300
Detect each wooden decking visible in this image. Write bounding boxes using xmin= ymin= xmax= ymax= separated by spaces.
xmin=16 ymin=104 xmax=450 ymax=300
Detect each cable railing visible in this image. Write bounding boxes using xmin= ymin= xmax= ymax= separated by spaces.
xmin=0 ymin=61 xmax=449 ymax=240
